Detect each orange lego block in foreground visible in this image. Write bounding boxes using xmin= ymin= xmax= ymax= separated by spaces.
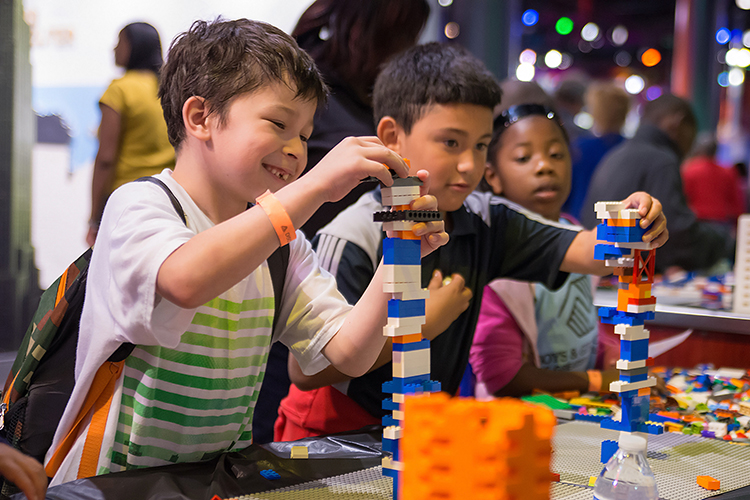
xmin=697 ymin=475 xmax=720 ymax=490
xmin=400 ymin=393 xmax=555 ymax=500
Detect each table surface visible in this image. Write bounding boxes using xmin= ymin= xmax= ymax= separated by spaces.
xmin=594 ymin=289 xmax=750 ymax=335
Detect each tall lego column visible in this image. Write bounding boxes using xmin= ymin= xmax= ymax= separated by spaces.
xmin=592 ymin=202 xmax=663 ymax=463
xmin=375 ymin=173 xmax=441 ymax=500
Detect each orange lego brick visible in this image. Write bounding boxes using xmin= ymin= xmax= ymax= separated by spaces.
xmin=638 ymin=387 xmax=651 ymax=396
xmin=697 ymin=476 xmax=720 ymax=490
xmin=400 ymin=393 xmax=555 ymax=500
xmin=398 ymin=230 xmax=421 ymax=240
xmin=607 ymin=218 xmax=637 ymax=227
xmin=392 ymin=333 xmax=422 ymax=344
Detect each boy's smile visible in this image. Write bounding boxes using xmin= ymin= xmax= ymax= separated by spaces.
xmin=203 ymin=82 xmax=316 ymax=209
xmin=385 ymin=103 xmax=493 ymax=213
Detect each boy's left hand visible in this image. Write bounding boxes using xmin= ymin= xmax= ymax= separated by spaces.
xmin=621 ymin=192 xmax=669 ymax=248
xmin=384 ymin=170 xmax=448 ymax=257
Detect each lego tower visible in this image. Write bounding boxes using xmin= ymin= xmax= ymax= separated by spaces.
xmin=375 ymin=174 xmax=441 ymax=499
xmin=592 ymin=201 xmax=663 ymax=463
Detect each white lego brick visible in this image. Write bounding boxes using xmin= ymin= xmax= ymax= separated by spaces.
xmin=626 ymin=303 xmax=656 ymax=314
xmin=382 ymin=264 xmax=421 ymax=285
xmin=383 ymin=426 xmax=403 ymax=440
xmin=596 ymin=209 xmax=641 ymax=221
xmin=387 ymin=316 xmax=426 ymax=328
xmin=614 ymin=241 xmax=652 ymax=250
xmin=708 ymin=421 xmax=728 ymax=438
xmin=616 ymin=358 xmax=648 ymax=370
xmin=383 ymin=282 xmax=424 ymax=293
xmin=392 ymin=409 xmax=405 ymax=420
xmin=382 ymin=457 xmax=404 ymax=471
xmin=392 ymin=393 xmax=405 ymax=404
xmin=382 ymin=192 xmax=419 ymax=206
xmin=382 ymin=185 xmax=421 ymax=197
xmin=383 ymin=220 xmax=416 ymax=232
xmin=383 ymin=323 xmax=423 ymax=337
xmin=605 ymin=257 xmax=634 ymax=267
xmin=392 ymin=348 xmax=430 ymax=364
xmin=609 ymin=377 xmax=656 ymax=393
xmin=393 ymin=358 xmax=430 ymax=378
xmin=615 ymin=324 xmax=650 ymax=341
xmin=594 ymin=201 xmax=628 ymax=213
xmin=392 ymin=289 xmax=430 ymax=300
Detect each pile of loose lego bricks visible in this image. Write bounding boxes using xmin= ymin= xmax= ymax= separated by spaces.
xmin=527 ymin=366 xmax=750 ymax=443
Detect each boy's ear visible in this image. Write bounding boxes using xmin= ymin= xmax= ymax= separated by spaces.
xmin=183 ymin=96 xmax=212 ymax=142
xmin=484 ymin=163 xmax=503 ymax=196
xmin=377 ymin=116 xmax=403 ymax=152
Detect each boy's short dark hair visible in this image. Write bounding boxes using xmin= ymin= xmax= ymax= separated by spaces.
xmin=373 ymin=42 xmax=502 ymax=133
xmin=159 ymin=18 xmax=329 ymax=149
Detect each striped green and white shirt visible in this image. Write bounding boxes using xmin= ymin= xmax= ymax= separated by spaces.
xmin=49 ymin=171 xmax=350 ymax=484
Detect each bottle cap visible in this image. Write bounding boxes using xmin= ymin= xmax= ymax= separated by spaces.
xmin=618 ymin=432 xmax=647 ymax=452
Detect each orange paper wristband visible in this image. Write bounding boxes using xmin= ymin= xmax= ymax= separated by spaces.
xmin=256 ymin=190 xmax=296 ymax=246
xmin=587 ymin=370 xmax=602 ymax=393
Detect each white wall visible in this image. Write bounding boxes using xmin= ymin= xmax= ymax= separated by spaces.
xmin=26 ymin=0 xmax=315 ymax=287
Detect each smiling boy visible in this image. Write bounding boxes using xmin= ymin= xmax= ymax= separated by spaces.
xmin=45 ymin=19 xmax=448 ymax=485
xmin=276 ymin=43 xmax=668 ymax=440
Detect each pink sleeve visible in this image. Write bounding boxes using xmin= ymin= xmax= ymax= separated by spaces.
xmin=469 ymin=285 xmax=526 ymax=395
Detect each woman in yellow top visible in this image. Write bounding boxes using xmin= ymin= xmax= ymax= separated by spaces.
xmin=87 ymin=22 xmax=175 ymax=245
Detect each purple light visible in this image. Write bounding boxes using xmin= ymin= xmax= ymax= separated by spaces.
xmin=646 ymin=86 xmax=662 ymax=101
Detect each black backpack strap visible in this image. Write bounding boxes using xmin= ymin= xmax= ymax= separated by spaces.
xmin=267 ymin=245 xmax=289 ymax=332
xmin=135 ymin=176 xmax=187 ymax=224
xmin=107 ymin=177 xmax=187 ymax=362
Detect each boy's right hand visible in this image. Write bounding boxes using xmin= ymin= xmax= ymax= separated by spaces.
xmin=307 ymin=137 xmax=409 ymax=203
xmin=422 ymin=270 xmax=473 ymax=341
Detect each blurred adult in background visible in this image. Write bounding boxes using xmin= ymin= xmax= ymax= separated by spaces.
xmin=563 ymin=82 xmax=630 ymax=220
xmin=293 ymin=0 xmax=431 ymax=238
xmin=582 ymin=94 xmax=734 ymax=272
xmin=87 ymin=22 xmax=175 ymax=245
xmin=552 ymin=78 xmax=591 ymax=144
xmin=681 ymin=132 xmax=745 ymax=235
xmin=252 ymin=0 xmax=430 ymax=444
xmin=735 ymin=161 xmax=749 ymax=212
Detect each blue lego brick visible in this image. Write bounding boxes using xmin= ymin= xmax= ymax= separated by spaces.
xmin=649 ymin=412 xmax=680 ymax=424
xmin=388 ymin=299 xmax=426 ymax=318
xmin=639 ymin=423 xmax=664 ymax=435
xmin=383 ymin=238 xmax=421 ymax=265
xmin=392 ymin=338 xmax=431 ymax=352
xmin=594 ymin=243 xmax=631 ymax=261
xmin=601 ymin=417 xmax=640 ymax=433
xmin=423 ymin=380 xmax=441 ymax=392
xmin=620 ymin=393 xmax=649 ymax=428
xmin=574 ymin=412 xmax=608 ymax=423
xmin=620 ymin=339 xmax=649 ymax=361
xmin=620 ymin=367 xmax=649 ymax=383
xmin=383 ymin=415 xmax=400 ymax=427
xmin=383 ymin=437 xmax=399 ymax=458
xmin=601 ymin=440 xmax=618 ymax=464
xmin=382 ymin=466 xmax=399 ymax=478
xmin=382 ymin=398 xmax=401 ymax=411
xmin=702 ymin=430 xmax=716 ymax=439
xmin=260 ymin=469 xmax=280 ymax=480
xmin=600 ymin=313 xmax=646 ymax=326
xmin=596 ymin=223 xmax=610 ymax=241
xmin=382 ymin=378 xmax=438 ymax=395
xmin=612 ymin=227 xmax=646 ymax=243
xmin=598 ymin=307 xmax=617 ymax=318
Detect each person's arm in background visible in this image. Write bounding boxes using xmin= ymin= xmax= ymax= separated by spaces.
xmin=470 ymin=285 xmax=617 ymax=397
xmin=87 ymin=103 xmax=121 ymax=246
xmin=0 ymin=443 xmax=47 ymax=500
xmin=289 ymin=269 xmax=472 ymax=390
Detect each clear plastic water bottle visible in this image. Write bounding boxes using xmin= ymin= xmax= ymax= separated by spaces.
xmin=593 ymin=432 xmax=658 ymax=500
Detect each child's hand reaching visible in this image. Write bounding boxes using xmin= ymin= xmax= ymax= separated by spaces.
xmin=307 ymin=136 xmax=410 ymax=204
xmin=621 ymin=192 xmax=669 ymax=248
xmin=408 ymin=169 xmax=448 ymax=257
